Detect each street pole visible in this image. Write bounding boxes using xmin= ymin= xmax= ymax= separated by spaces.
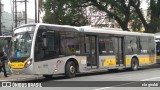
xmin=25 ymin=0 xmax=27 ymax=24
xmin=38 ymin=10 xmax=39 ymax=23
xmin=12 ymin=0 xmax=15 ymax=31
xmin=15 ymin=0 xmax=17 ymax=27
xmin=0 ymin=0 xmax=2 ymax=35
xmin=35 ymin=0 xmax=37 ymax=23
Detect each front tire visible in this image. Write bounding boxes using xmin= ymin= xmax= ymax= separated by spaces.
xmin=65 ymin=61 xmax=76 ymax=78
xmin=131 ymin=58 xmax=139 ymax=71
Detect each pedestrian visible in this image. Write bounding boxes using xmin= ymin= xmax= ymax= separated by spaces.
xmin=0 ymin=52 xmax=8 ymax=77
xmin=0 ymin=59 xmax=2 ymax=72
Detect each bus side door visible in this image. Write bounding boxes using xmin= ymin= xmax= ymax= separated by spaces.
xmin=114 ymin=37 xmax=125 ymax=66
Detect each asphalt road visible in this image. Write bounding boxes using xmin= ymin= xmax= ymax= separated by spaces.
xmin=1 ymin=64 xmax=160 ymax=90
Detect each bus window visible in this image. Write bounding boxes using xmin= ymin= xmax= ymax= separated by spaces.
xmin=98 ymin=37 xmax=114 ymax=55
xmin=85 ymin=37 xmax=90 ymax=54
xmin=60 ymin=32 xmax=80 ymax=55
xmin=139 ymin=36 xmax=149 ymax=54
xmin=99 ymin=38 xmax=106 ymax=54
xmin=79 ymin=33 xmax=85 ymax=54
xmin=125 ymin=36 xmax=138 ymax=54
xmin=34 ymin=29 xmax=60 ymax=61
xmin=149 ymin=37 xmax=155 ymax=54
xmin=156 ymin=42 xmax=160 ymax=55
xmin=105 ymin=38 xmax=114 ymax=54
xmin=46 ymin=32 xmax=59 ymax=57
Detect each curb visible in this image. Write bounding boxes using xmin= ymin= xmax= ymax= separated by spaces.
xmin=0 ymin=75 xmax=44 ymax=81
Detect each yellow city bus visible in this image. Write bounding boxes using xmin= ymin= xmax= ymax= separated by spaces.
xmin=8 ymin=23 xmax=156 ymax=78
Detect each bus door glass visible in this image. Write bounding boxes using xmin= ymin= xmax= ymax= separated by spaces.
xmin=85 ymin=35 xmax=98 ymax=68
xmin=114 ymin=37 xmax=124 ymax=66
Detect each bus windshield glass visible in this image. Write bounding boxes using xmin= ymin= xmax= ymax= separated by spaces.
xmin=10 ymin=25 xmax=35 ymax=62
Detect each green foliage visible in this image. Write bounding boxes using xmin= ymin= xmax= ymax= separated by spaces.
xmin=42 ymin=0 xmax=89 ymax=26
xmin=87 ymin=0 xmax=160 ymax=33
xmin=88 ymin=0 xmax=132 ymax=31
xmin=130 ymin=9 xmax=143 ymax=31
xmin=42 ymin=0 xmax=160 ymax=33
xmin=157 ymin=18 xmax=160 ymax=32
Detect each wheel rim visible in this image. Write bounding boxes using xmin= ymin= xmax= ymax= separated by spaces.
xmin=70 ymin=65 xmax=75 ymax=74
xmin=133 ymin=61 xmax=137 ymax=69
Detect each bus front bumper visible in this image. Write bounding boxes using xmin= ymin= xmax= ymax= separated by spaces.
xmin=10 ymin=68 xmax=33 ymax=75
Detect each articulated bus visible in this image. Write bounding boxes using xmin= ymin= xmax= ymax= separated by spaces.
xmin=8 ymin=23 xmax=156 ymax=78
xmin=155 ymin=33 xmax=160 ymax=63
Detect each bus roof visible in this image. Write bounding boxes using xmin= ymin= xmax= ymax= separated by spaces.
xmin=77 ymin=26 xmax=154 ymax=36
xmin=15 ymin=23 xmax=154 ymax=37
xmin=14 ymin=23 xmax=37 ymax=30
xmin=155 ymin=33 xmax=160 ymax=38
xmin=0 ymin=36 xmax=12 ymax=40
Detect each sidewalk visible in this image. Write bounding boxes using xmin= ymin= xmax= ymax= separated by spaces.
xmin=1 ymin=61 xmax=44 ymax=81
xmin=0 ymin=73 xmax=44 ymax=81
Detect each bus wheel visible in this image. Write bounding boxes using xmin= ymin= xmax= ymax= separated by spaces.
xmin=131 ymin=58 xmax=139 ymax=71
xmin=43 ymin=75 xmax=52 ymax=79
xmin=65 ymin=61 xmax=76 ymax=78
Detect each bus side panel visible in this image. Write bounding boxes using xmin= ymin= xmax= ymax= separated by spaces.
xmin=125 ymin=55 xmax=133 ymax=68
xmin=125 ymin=54 xmax=154 ymax=68
xmin=99 ymin=56 xmax=117 ymax=69
xmin=138 ymin=54 xmax=151 ymax=66
xmin=76 ymin=56 xmax=87 ymax=72
xmin=150 ymin=55 xmax=156 ymax=64
xmin=34 ymin=58 xmax=64 ymax=75
xmin=156 ymin=58 xmax=160 ymax=64
xmin=34 ymin=57 xmax=71 ymax=75
xmin=34 ymin=56 xmax=87 ymax=75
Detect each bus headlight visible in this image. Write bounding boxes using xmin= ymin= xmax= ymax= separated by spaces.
xmin=8 ymin=61 xmax=11 ymax=68
xmin=25 ymin=59 xmax=32 ymax=68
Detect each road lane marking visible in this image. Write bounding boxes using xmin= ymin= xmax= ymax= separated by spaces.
xmin=93 ymin=77 xmax=160 ymax=90
xmin=141 ymin=77 xmax=160 ymax=81
xmin=93 ymin=81 xmax=137 ymax=90
xmin=93 ymin=87 xmax=112 ymax=90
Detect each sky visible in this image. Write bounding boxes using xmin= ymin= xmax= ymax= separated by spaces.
xmin=2 ymin=0 xmax=35 ymax=19
xmin=140 ymin=0 xmax=148 ymax=9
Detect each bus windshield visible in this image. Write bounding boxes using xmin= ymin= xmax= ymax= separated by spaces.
xmin=10 ymin=26 xmax=35 ymax=62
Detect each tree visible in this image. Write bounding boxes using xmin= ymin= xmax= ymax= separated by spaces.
xmin=85 ymin=0 xmax=132 ymax=31
xmin=43 ymin=0 xmax=160 ymax=33
xmin=85 ymin=0 xmax=160 ymax=33
xmin=130 ymin=8 xmax=143 ymax=31
xmin=130 ymin=0 xmax=160 ymax=33
xmin=42 ymin=0 xmax=89 ymax=26
xmin=0 ymin=0 xmax=2 ymax=35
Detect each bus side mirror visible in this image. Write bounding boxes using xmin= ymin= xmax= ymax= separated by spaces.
xmin=42 ymin=32 xmax=47 ymax=47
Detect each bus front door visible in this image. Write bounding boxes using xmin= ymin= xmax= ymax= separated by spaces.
xmin=86 ymin=35 xmax=98 ymax=69
xmin=115 ymin=37 xmax=125 ymax=66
